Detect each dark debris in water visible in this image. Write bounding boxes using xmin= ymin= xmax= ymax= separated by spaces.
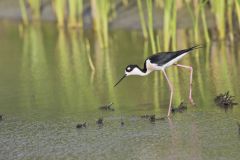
xmin=76 ymin=122 xmax=86 ymax=129
xmin=96 ymin=118 xmax=103 ymax=126
xmin=237 ymin=122 xmax=240 ymax=135
xmin=0 ymin=115 xmax=2 ymax=121
xmin=140 ymin=114 xmax=153 ymax=119
xmin=214 ymin=91 xmax=238 ymax=109
xmin=171 ymin=102 xmax=187 ymax=113
xmin=99 ymin=102 xmax=115 ymax=111
xmin=140 ymin=114 xmax=166 ymax=122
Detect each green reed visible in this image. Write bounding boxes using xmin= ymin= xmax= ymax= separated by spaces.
xmin=184 ymin=0 xmax=209 ymax=43
xmin=90 ymin=0 xmax=110 ymax=48
xmin=211 ymin=0 xmax=226 ymax=39
xmin=200 ymin=1 xmax=210 ymax=43
xmin=163 ymin=0 xmax=175 ymax=50
xmin=146 ymin=0 xmax=156 ymax=52
xmin=227 ymin=0 xmax=234 ymax=41
xmin=52 ymin=0 xmax=66 ymax=27
xmin=137 ymin=0 xmax=148 ymax=39
xmin=19 ymin=0 xmax=29 ymax=25
xmin=68 ymin=0 xmax=83 ymax=28
xmin=28 ymin=0 xmax=41 ymax=21
xmin=235 ymin=0 xmax=240 ymax=30
xmin=18 ymin=0 xmax=240 ymax=45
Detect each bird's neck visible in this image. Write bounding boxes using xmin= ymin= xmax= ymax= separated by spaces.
xmin=135 ymin=64 xmax=150 ymax=76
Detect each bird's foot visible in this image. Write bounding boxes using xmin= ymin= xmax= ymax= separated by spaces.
xmin=189 ymin=97 xmax=196 ymax=106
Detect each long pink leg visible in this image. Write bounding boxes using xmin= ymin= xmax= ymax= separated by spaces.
xmin=175 ymin=64 xmax=195 ymax=105
xmin=162 ymin=70 xmax=173 ymax=117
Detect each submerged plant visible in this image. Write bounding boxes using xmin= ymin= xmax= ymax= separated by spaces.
xmin=214 ymin=91 xmax=238 ymax=108
xmin=171 ymin=102 xmax=187 ymax=113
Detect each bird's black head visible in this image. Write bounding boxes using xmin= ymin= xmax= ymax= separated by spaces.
xmin=125 ymin=64 xmax=138 ymax=73
xmin=114 ymin=64 xmax=142 ymax=87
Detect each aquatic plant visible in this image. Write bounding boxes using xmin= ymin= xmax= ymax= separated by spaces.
xmin=214 ymin=91 xmax=238 ymax=108
xmin=28 ymin=0 xmax=41 ymax=21
xmin=211 ymin=0 xmax=226 ymax=39
xmin=68 ymin=0 xmax=83 ymax=28
xmin=146 ymin=0 xmax=156 ymax=52
xmin=91 ymin=0 xmax=111 ymax=47
xmin=163 ymin=0 xmax=176 ymax=50
xmin=184 ymin=0 xmax=209 ymax=43
xmin=19 ymin=0 xmax=29 ymax=25
xmin=235 ymin=0 xmax=240 ymax=30
xmin=52 ymin=0 xmax=66 ymax=27
xmin=200 ymin=1 xmax=210 ymax=43
xmin=137 ymin=0 xmax=148 ymax=39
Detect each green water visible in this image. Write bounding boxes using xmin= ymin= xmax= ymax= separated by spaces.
xmin=0 ymin=23 xmax=240 ymax=160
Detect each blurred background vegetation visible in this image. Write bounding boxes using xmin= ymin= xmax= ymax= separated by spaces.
xmin=0 ymin=0 xmax=239 ymax=51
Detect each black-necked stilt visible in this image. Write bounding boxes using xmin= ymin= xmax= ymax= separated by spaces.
xmin=114 ymin=45 xmax=202 ymax=117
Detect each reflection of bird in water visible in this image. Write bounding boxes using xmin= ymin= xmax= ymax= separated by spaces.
xmin=115 ymin=45 xmax=202 ymax=117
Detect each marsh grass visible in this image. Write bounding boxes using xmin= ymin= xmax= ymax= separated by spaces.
xmin=146 ymin=0 xmax=156 ymax=52
xmin=68 ymin=0 xmax=83 ymax=28
xmin=211 ymin=0 xmax=226 ymax=39
xmin=19 ymin=0 xmax=240 ymax=49
xmin=163 ymin=0 xmax=175 ymax=50
xmin=235 ymin=0 xmax=240 ymax=30
xmin=19 ymin=0 xmax=29 ymax=25
xmin=28 ymin=0 xmax=41 ymax=21
xmin=137 ymin=0 xmax=148 ymax=39
xmin=52 ymin=0 xmax=66 ymax=27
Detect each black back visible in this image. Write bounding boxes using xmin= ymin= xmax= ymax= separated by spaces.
xmin=146 ymin=45 xmax=200 ymax=66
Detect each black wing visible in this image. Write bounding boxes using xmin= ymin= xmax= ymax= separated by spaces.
xmin=147 ymin=45 xmax=201 ymax=66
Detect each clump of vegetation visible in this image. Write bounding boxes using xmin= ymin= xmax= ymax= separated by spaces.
xmin=0 ymin=115 xmax=2 ymax=121
xmin=140 ymin=114 xmax=165 ymax=122
xmin=214 ymin=91 xmax=238 ymax=108
xmin=99 ymin=102 xmax=114 ymax=111
xmin=171 ymin=102 xmax=187 ymax=113
xmin=96 ymin=118 xmax=103 ymax=126
xmin=76 ymin=122 xmax=86 ymax=129
xmin=140 ymin=114 xmax=154 ymax=119
xmin=121 ymin=120 xmax=124 ymax=126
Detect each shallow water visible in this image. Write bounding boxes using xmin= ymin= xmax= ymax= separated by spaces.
xmin=0 ymin=23 xmax=240 ymax=160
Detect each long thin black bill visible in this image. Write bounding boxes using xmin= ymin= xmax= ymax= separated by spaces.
xmin=114 ymin=74 xmax=127 ymax=87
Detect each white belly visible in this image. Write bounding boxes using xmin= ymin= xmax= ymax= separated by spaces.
xmin=161 ymin=53 xmax=188 ymax=69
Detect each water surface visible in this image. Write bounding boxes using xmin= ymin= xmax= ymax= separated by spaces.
xmin=0 ymin=23 xmax=240 ymax=160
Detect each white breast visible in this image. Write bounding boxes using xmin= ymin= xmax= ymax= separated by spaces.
xmin=146 ymin=59 xmax=163 ymax=71
xmin=161 ymin=53 xmax=188 ymax=69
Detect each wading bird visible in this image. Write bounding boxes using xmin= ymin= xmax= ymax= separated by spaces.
xmin=114 ymin=45 xmax=202 ymax=117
